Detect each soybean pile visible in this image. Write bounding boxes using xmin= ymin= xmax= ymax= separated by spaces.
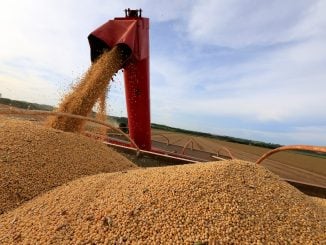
xmin=47 ymin=45 xmax=130 ymax=133
xmin=0 ymin=160 xmax=324 ymax=244
xmin=312 ymin=197 xmax=326 ymax=208
xmin=0 ymin=118 xmax=136 ymax=214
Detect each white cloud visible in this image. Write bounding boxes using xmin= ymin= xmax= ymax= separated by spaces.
xmin=0 ymin=0 xmax=101 ymax=75
xmin=186 ymin=0 xmax=324 ymax=48
xmin=0 ymin=63 xmax=58 ymax=104
xmin=147 ymin=27 xmax=326 ymax=143
xmin=150 ymin=33 xmax=326 ymax=123
xmin=0 ymin=0 xmax=191 ymax=105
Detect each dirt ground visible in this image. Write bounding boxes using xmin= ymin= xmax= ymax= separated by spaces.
xmin=151 ymin=129 xmax=326 ymax=188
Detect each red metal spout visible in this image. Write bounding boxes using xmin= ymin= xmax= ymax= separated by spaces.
xmin=88 ymin=10 xmax=151 ymax=150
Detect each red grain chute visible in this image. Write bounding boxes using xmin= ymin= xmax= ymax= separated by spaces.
xmin=88 ymin=9 xmax=151 ymax=150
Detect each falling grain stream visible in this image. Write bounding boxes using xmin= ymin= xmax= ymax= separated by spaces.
xmin=47 ymin=44 xmax=131 ymax=132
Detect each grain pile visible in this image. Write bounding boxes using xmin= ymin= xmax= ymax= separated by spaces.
xmin=0 ymin=160 xmax=324 ymax=244
xmin=0 ymin=118 xmax=136 ymax=214
xmin=311 ymin=197 xmax=326 ymax=208
xmin=47 ymin=45 xmax=130 ymax=132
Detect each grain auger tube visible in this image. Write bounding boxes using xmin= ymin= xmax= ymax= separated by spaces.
xmin=88 ymin=8 xmax=151 ymax=151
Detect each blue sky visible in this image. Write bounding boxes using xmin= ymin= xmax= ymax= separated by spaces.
xmin=0 ymin=0 xmax=325 ymax=145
